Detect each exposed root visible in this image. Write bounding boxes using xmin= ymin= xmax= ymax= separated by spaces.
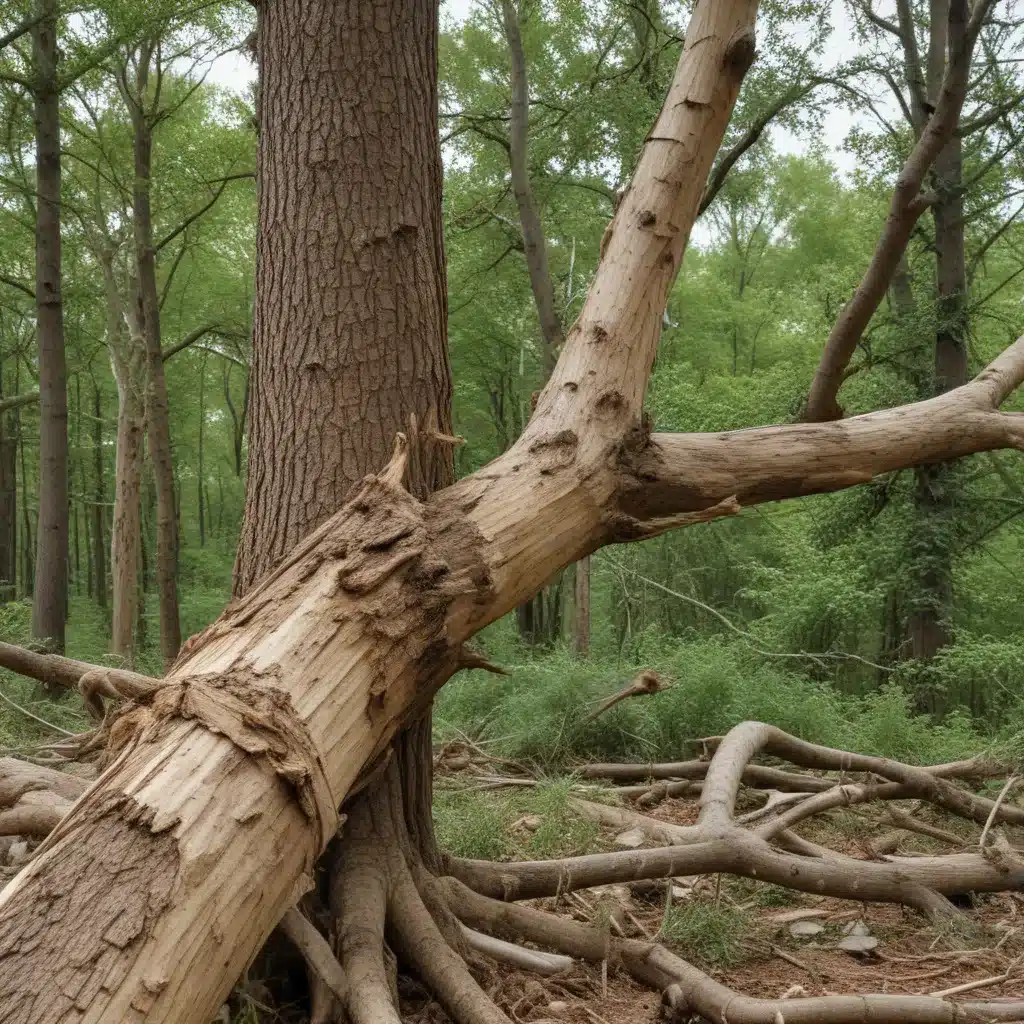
xmin=442 ymin=877 xmax=1024 ymax=1023
xmin=460 ymin=923 xmax=573 ymax=975
xmin=331 ymin=802 xmax=402 ymax=1024
xmin=390 ymin=862 xmax=512 ymax=1024
xmin=447 ymin=722 xmax=1024 ymax=927
xmin=280 ymin=907 xmax=348 ymax=1005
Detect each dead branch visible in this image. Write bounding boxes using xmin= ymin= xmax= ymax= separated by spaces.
xmin=584 ymin=670 xmax=669 ymax=722
xmin=581 ymin=759 xmax=839 ymax=793
xmin=0 ymin=639 xmax=161 ymax=718
xmin=448 ymin=721 xmax=1024 ymax=924
xmin=621 ymin=335 xmax=1024 ymax=521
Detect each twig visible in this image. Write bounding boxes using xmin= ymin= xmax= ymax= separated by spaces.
xmin=0 ymin=688 xmax=78 ymax=737
xmin=769 ymin=945 xmax=816 ymax=976
xmin=930 ymin=956 xmax=1022 ymax=998
xmin=980 ymin=775 xmax=1018 ymax=850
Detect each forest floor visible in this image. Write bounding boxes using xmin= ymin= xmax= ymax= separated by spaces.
xmin=423 ymin=750 xmax=1024 ymax=1024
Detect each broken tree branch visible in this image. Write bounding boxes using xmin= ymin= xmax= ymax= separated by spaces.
xmin=584 ymin=669 xmax=669 ymax=721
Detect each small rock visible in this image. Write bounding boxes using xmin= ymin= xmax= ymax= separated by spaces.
xmin=614 ymin=828 xmax=646 ymax=849
xmin=511 ymin=814 xmax=542 ymax=833
xmin=789 ymin=920 xmax=825 ymax=938
xmin=671 ymin=884 xmax=693 ymax=901
xmin=7 ymin=840 xmax=29 ymax=865
xmin=837 ymin=934 xmax=879 ymax=955
xmin=547 ymin=1001 xmax=569 ymax=1016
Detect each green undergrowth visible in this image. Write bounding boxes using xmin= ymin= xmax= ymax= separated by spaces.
xmin=435 ymin=636 xmax=1004 ymax=770
xmin=659 ymin=900 xmax=751 ymax=968
xmin=433 ymin=779 xmax=602 ymax=861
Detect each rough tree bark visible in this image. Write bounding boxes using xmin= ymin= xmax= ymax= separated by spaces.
xmin=237 ymin=1 xmax=453 ymax=1016
xmin=4 ymin=3 xmax=1024 ymax=1022
xmin=30 ymin=0 xmax=68 ymax=656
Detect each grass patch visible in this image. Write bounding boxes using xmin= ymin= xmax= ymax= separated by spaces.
xmin=432 ymin=780 xmax=604 ymax=862
xmin=433 ymin=790 xmax=515 ymax=861
xmin=659 ymin=900 xmax=751 ymax=968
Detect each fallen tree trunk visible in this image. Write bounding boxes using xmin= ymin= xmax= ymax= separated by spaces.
xmin=4 ymin=2 xmax=1024 ymax=1021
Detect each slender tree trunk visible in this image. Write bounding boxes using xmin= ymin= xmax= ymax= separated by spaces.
xmin=92 ymin=386 xmax=106 ymax=609
xmin=102 ymin=263 xmax=147 ymax=663
xmin=198 ymin=355 xmax=206 ymax=548
xmin=72 ymin=376 xmax=81 ymax=596
xmin=110 ymin=380 xmax=144 ymax=662
xmin=128 ymin=68 xmax=181 ymax=666
xmin=18 ymin=406 xmax=32 ymax=597
xmin=575 ymin=553 xmax=591 ymax=656
xmin=501 ymin=0 xmax=571 ymax=646
xmin=134 ymin=130 xmax=182 ymax=663
xmin=0 ymin=409 xmax=16 ymax=602
xmin=908 ymin=3 xmax=967 ymax=666
xmin=30 ymin=0 xmax=68 ymax=656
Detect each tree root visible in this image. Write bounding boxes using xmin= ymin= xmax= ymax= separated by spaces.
xmin=442 ymin=877 xmax=1024 ymax=1023
xmin=448 ymin=721 xmax=1024 ymax=926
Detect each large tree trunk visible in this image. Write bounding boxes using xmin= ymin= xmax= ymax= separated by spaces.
xmin=236 ymin=1 xmax=453 ymax=1014
xmin=30 ymin=0 xmax=68 ymax=656
xmin=5 ymin=4 xmax=1024 ymax=1021
xmin=131 ymin=98 xmax=182 ymax=668
xmin=0 ymin=392 xmax=17 ymax=601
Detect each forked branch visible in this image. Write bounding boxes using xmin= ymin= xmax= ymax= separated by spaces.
xmin=803 ymin=0 xmax=997 ymax=422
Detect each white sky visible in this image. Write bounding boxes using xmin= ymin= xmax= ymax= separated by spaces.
xmin=204 ymin=1 xmax=864 ymax=175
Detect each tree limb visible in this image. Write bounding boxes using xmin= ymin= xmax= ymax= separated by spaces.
xmin=0 ymin=390 xmax=37 ymax=413
xmin=161 ymin=323 xmax=221 ymax=362
xmin=618 ymin=334 xmax=1024 ymax=519
xmin=804 ymin=0 xmax=992 ymax=422
xmin=699 ymin=81 xmax=817 ymax=215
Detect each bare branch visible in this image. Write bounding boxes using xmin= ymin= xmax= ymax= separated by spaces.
xmin=620 ymin=335 xmax=1024 ymax=520
xmin=699 ymin=82 xmax=817 ymax=215
xmin=804 ymin=0 xmax=987 ymax=422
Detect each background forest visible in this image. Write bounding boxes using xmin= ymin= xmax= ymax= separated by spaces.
xmin=2 ymin=0 xmax=1024 ymax=771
